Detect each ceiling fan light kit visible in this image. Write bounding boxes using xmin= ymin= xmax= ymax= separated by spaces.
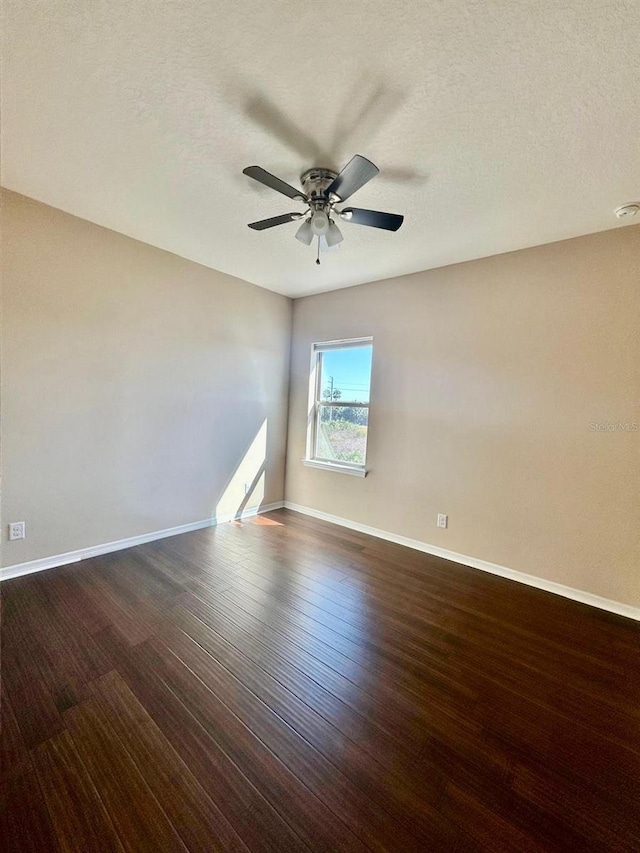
xmin=243 ymin=155 xmax=404 ymax=264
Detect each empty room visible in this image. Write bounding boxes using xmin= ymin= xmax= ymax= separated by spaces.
xmin=1 ymin=2 xmax=639 ymax=851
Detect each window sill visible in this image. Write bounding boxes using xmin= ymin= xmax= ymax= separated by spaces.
xmin=302 ymin=459 xmax=367 ymax=478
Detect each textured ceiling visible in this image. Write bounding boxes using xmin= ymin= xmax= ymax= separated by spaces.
xmin=2 ymin=1 xmax=639 ymax=297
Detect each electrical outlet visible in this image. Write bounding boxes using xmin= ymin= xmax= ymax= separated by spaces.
xmin=437 ymin=513 xmax=448 ymax=529
xmin=9 ymin=521 xmax=26 ymax=541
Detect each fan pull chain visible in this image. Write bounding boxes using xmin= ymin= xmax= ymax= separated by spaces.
xmin=316 ymin=238 xmax=321 ymax=265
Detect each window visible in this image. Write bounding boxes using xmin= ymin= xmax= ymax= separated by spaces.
xmin=305 ymin=338 xmax=373 ymax=476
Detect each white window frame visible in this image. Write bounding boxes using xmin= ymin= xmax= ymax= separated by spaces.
xmin=303 ymin=337 xmax=373 ymax=477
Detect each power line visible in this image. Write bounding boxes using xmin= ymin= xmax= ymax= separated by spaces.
xmin=323 ymin=382 xmax=369 ymax=388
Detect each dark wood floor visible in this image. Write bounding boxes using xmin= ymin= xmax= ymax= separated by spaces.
xmin=1 ymin=509 xmax=638 ymax=852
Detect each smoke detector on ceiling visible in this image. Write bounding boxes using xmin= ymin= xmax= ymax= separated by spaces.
xmin=614 ymin=203 xmax=639 ymax=219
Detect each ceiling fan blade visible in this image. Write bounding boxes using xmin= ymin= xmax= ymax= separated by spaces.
xmin=243 ymin=166 xmax=306 ymax=201
xmin=340 ymin=207 xmax=404 ymax=231
xmin=325 ymin=155 xmax=379 ymax=201
xmin=248 ymin=213 xmax=302 ymax=231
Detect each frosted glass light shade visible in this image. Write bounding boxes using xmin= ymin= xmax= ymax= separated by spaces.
xmin=295 ymin=219 xmax=314 ymax=245
xmin=310 ymin=210 xmax=329 ymax=236
xmin=326 ymin=220 xmax=343 ymax=247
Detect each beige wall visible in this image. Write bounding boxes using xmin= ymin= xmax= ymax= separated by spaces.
xmin=1 ymin=190 xmax=292 ymax=566
xmin=3 ymin=189 xmax=638 ymax=607
xmin=286 ymin=226 xmax=640 ymax=607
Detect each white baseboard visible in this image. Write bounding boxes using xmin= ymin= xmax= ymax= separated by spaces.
xmin=283 ymin=501 xmax=640 ymax=622
xmin=5 ymin=498 xmax=637 ymax=622
xmin=0 ymin=502 xmax=284 ymax=582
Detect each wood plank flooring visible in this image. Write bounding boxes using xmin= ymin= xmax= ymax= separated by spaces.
xmin=1 ymin=508 xmax=639 ymax=851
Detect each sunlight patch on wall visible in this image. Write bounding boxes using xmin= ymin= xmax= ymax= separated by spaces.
xmin=215 ymin=419 xmax=267 ymax=520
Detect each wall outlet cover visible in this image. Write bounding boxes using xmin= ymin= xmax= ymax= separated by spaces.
xmin=9 ymin=522 xmax=26 ymax=541
xmin=437 ymin=513 xmax=448 ymax=529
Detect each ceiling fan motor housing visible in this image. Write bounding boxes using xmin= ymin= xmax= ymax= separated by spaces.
xmin=300 ymin=168 xmax=338 ymax=206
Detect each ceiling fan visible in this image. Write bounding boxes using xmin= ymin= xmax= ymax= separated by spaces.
xmin=243 ymin=155 xmax=404 ymax=263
